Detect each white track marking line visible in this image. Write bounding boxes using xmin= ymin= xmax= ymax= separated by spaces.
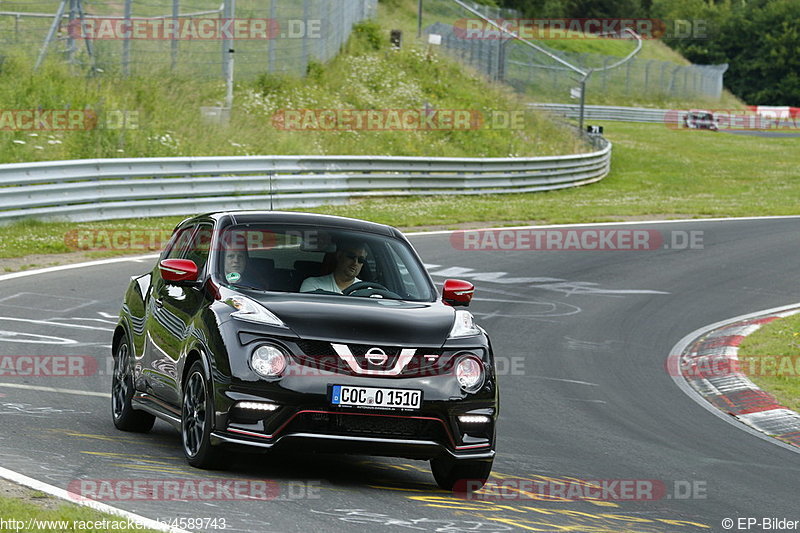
xmin=0 ymin=316 xmax=114 ymax=332
xmin=405 ymin=215 xmax=800 ymax=236
xmin=526 ymin=375 xmax=599 ymax=386
xmin=0 ymin=383 xmax=109 ymax=398
xmin=0 ymin=254 xmax=159 ymax=282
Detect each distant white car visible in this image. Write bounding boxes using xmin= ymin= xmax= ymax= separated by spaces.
xmin=683 ymin=110 xmax=718 ymax=131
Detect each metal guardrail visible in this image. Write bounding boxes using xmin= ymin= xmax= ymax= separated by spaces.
xmin=0 ymin=140 xmax=610 ymax=223
xmin=529 ymin=103 xmax=677 ymax=123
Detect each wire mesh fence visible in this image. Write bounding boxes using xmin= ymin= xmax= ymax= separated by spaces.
xmin=0 ymin=0 xmax=377 ymax=79
xmin=422 ymin=0 xmax=728 ymax=102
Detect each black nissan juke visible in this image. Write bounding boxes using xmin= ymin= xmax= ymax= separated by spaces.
xmin=111 ymin=211 xmax=498 ymax=490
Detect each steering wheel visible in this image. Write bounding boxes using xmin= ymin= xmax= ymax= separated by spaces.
xmin=342 ymin=281 xmax=401 ymax=299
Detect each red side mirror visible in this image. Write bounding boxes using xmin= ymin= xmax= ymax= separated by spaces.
xmin=442 ymin=279 xmax=474 ymax=307
xmin=159 ymin=259 xmax=199 ymax=283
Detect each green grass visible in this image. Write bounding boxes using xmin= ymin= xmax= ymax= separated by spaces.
xmin=305 ymin=122 xmax=800 ymax=226
xmin=737 ymin=313 xmax=800 ymax=413
xmin=2 ymin=122 xmax=799 ymax=262
xmin=0 ymin=218 xmax=185 ymax=259
xmin=0 ymin=491 xmax=162 ymax=533
xmin=0 ymin=14 xmax=586 ymax=164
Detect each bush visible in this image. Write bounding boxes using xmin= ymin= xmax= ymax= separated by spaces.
xmin=353 ymin=20 xmax=383 ymax=52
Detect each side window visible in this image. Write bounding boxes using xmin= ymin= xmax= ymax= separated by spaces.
xmin=184 ymin=223 xmax=213 ymax=273
xmin=162 ymin=226 xmax=194 ymax=260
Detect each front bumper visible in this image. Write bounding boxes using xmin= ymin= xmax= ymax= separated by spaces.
xmin=212 ymin=373 xmax=497 ymax=461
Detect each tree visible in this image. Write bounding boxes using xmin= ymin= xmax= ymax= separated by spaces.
xmin=664 ymin=0 xmax=800 ymax=104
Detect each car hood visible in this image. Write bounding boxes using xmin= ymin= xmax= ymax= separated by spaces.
xmin=248 ymin=292 xmax=455 ymax=346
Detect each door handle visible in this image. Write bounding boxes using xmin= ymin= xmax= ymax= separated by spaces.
xmin=154 ymin=298 xmax=164 ymax=308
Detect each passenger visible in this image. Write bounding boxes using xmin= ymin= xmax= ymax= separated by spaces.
xmin=300 ymin=241 xmax=367 ymax=293
xmin=220 ymin=238 xmax=263 ymax=288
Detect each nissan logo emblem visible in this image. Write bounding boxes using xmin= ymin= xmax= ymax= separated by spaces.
xmin=365 ymin=347 xmax=388 ymax=365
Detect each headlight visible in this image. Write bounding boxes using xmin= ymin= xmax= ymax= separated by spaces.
xmin=225 ymin=295 xmax=286 ymax=328
xmin=448 ymin=310 xmax=481 ymax=338
xmin=455 ymin=354 xmax=484 ymax=392
xmin=251 ymin=345 xmax=287 ymax=377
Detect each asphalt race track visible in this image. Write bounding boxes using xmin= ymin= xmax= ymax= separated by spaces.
xmin=720 ymin=130 xmax=800 ymax=138
xmin=1 ymin=218 xmax=799 ymax=533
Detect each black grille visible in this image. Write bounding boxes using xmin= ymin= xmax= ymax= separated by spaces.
xmin=295 ymin=340 xmax=334 ymax=358
xmin=287 ymin=412 xmax=443 ymax=441
xmin=336 ymin=415 xmax=423 ymax=438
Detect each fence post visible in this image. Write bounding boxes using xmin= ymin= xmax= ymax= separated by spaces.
xmin=669 ymin=65 xmax=680 ymax=94
xmin=222 ymin=0 xmax=232 ymax=81
xmin=683 ymin=68 xmax=689 ymax=97
xmin=221 ymin=0 xmax=235 ymax=107
xmin=497 ymin=39 xmax=507 ymax=82
xmin=67 ymin=0 xmax=77 ymax=64
xmin=302 ymin=0 xmax=310 ymax=73
xmin=122 ymin=0 xmax=132 ymax=76
xmin=171 ymin=0 xmax=179 ymax=70
xmin=625 ymin=59 xmax=631 ymax=95
xmin=268 ymin=0 xmax=276 ymax=72
xmin=35 ymin=0 xmax=69 ymax=71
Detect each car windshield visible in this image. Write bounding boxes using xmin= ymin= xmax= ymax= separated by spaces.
xmin=215 ymin=224 xmax=436 ymax=301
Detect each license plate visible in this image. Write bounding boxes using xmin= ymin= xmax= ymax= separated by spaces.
xmin=331 ymin=385 xmax=422 ymax=410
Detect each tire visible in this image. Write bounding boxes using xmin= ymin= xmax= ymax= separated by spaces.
xmin=430 ymin=456 xmax=494 ymax=492
xmin=111 ymin=335 xmax=156 ymax=432
xmin=181 ymin=361 xmax=227 ymax=469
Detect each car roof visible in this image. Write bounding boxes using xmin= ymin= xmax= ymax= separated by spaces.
xmin=191 ymin=211 xmax=399 ymax=237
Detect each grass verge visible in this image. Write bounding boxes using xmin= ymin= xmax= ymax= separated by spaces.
xmin=0 ymin=479 xmax=162 ymax=533
xmin=737 ymin=313 xmax=800 ymax=413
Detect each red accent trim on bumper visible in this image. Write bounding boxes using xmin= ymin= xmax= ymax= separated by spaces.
xmin=227 ymin=409 xmax=490 ymax=450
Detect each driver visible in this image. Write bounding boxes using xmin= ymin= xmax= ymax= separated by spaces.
xmin=300 ymin=241 xmax=367 ymax=294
